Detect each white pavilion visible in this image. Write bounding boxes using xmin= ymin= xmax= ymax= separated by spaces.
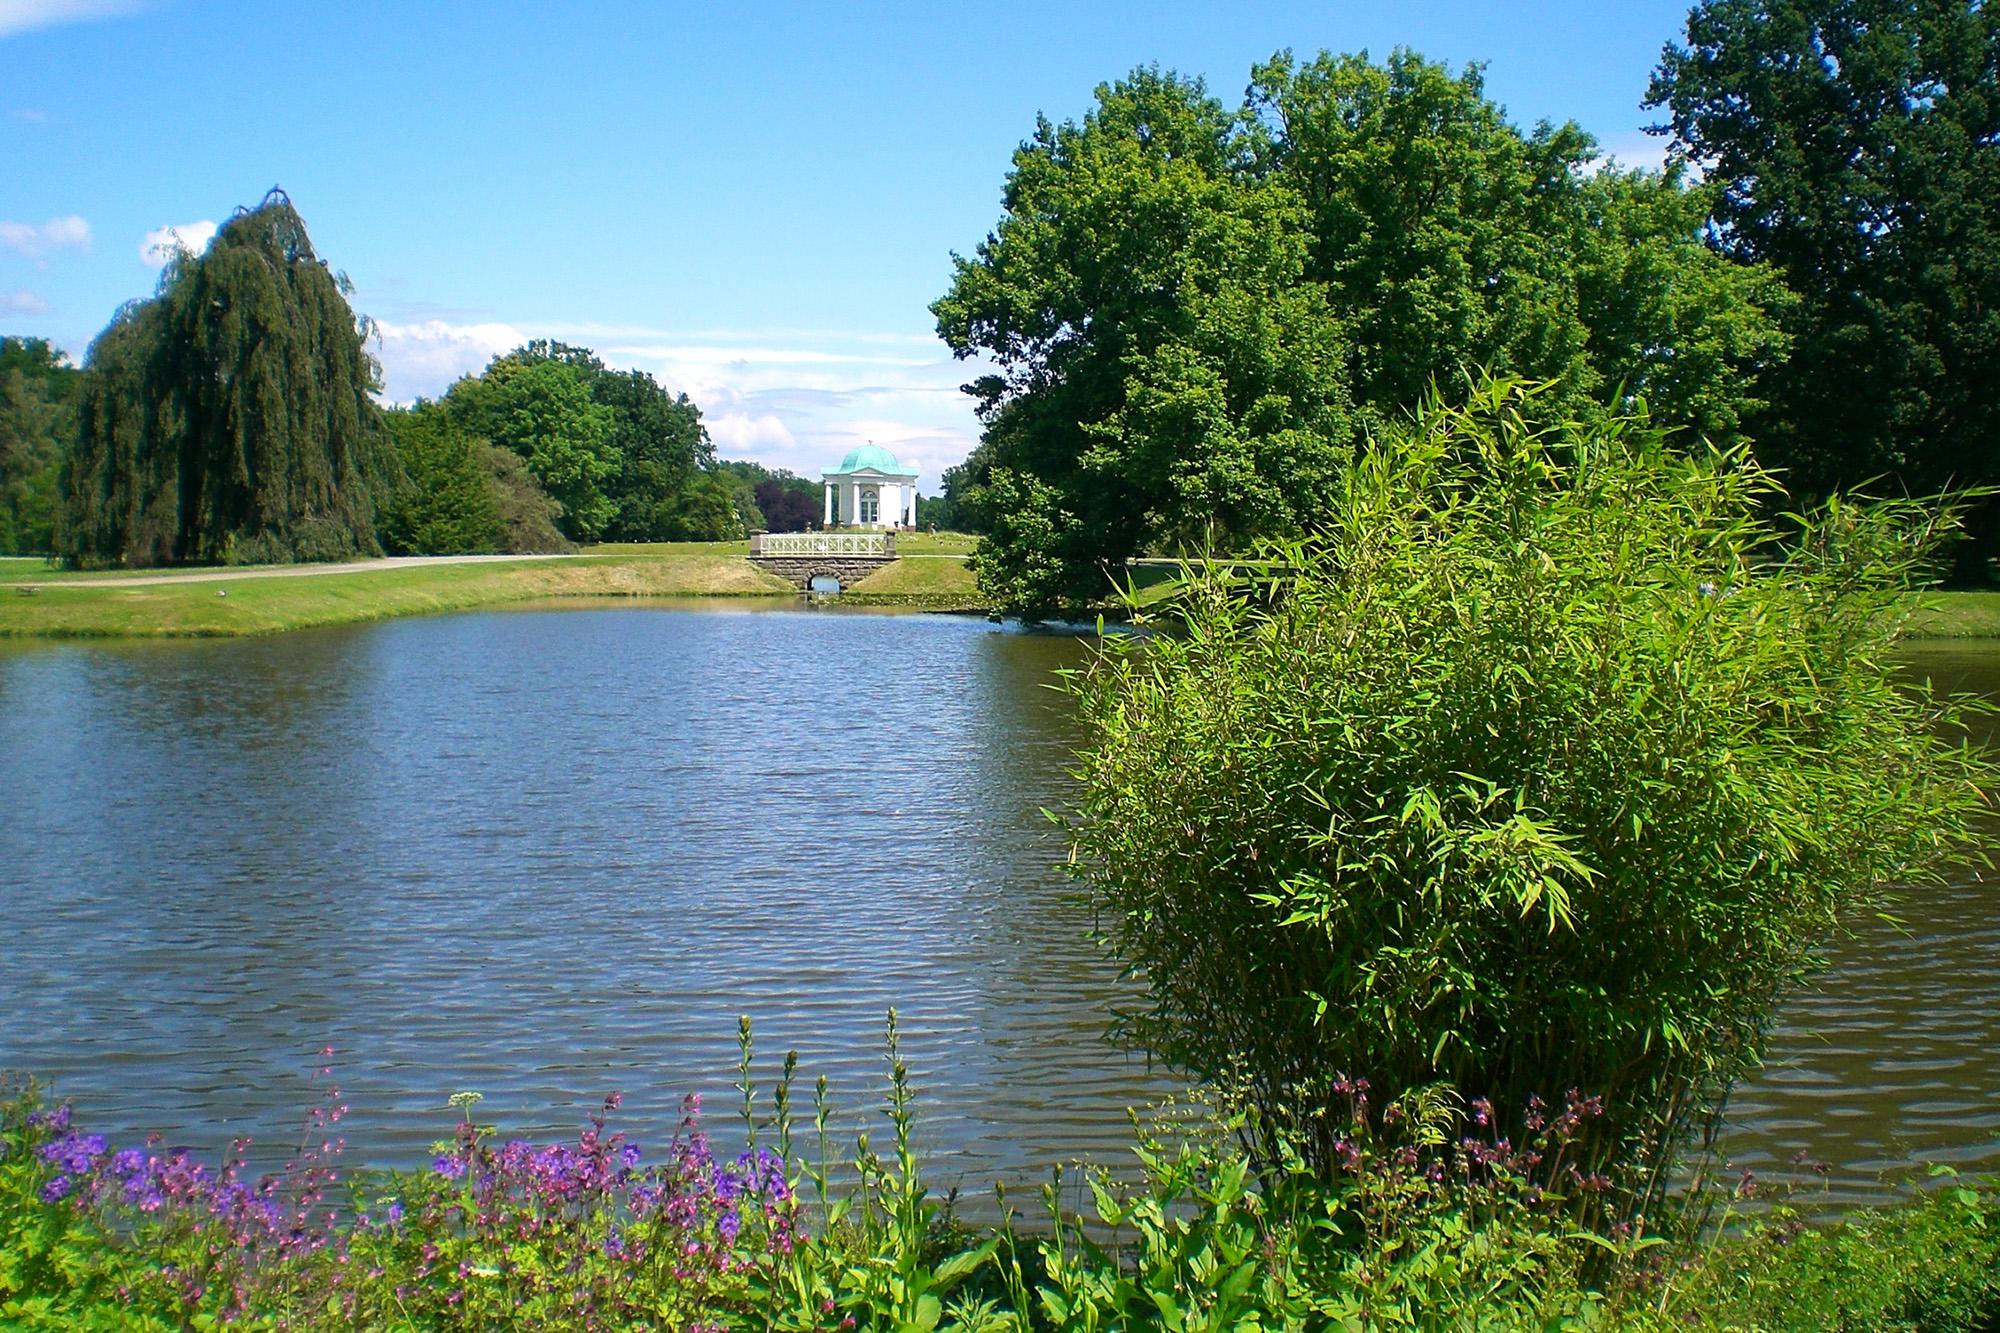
xmin=821 ymin=444 xmax=920 ymax=529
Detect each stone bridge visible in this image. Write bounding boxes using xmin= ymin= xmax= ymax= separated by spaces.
xmin=747 ymin=531 xmax=898 ymax=591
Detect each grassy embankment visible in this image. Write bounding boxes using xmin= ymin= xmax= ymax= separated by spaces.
xmin=844 ymin=550 xmax=983 ymax=608
xmin=0 ymin=550 xmax=793 ymax=639
xmin=1905 ymin=590 xmax=2000 ymax=638
xmin=10 ymin=543 xmax=1987 ymax=641
xmin=0 ymin=535 xmax=992 ymax=638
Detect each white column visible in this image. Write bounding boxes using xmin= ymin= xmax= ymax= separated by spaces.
xmin=906 ymin=482 xmax=916 ymax=527
xmin=845 ymin=479 xmax=860 ymax=529
xmin=823 ymin=482 xmax=833 ymax=527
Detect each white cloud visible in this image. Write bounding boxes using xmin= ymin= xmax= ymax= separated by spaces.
xmin=706 ymin=413 xmax=797 ymax=453
xmin=370 ymin=317 xmax=526 ymax=403
xmin=139 ymin=219 xmax=216 ymax=268
xmin=359 ymin=308 xmax=986 ymax=485
xmin=0 ymin=0 xmax=147 ymax=38
xmin=0 ymin=213 xmax=90 ymax=264
xmin=0 ymin=288 xmax=51 ymax=316
xmin=613 ymin=344 xmax=935 ymax=368
xmin=1591 ymin=131 xmax=1675 ymax=175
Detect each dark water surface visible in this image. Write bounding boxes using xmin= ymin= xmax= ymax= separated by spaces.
xmin=1 ymin=606 xmax=1995 ymax=1207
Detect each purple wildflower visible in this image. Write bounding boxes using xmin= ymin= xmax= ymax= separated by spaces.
xmin=39 ymin=1132 xmax=106 ymax=1174
xmin=27 ymin=1104 xmax=72 ymax=1133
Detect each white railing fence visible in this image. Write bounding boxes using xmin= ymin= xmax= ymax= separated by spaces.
xmin=751 ymin=532 xmax=894 ymax=557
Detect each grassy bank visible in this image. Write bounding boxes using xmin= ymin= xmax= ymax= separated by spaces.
xmin=1904 ymin=590 xmax=2000 ymax=638
xmin=0 ymin=553 xmax=792 ymax=639
xmin=845 ymin=549 xmax=984 ymax=609
xmin=0 ymin=536 xmax=995 ymax=637
xmin=13 ymin=550 xmax=2000 ymax=640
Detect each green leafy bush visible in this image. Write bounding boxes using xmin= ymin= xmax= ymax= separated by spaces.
xmin=1068 ymin=376 xmax=1994 ymax=1216
xmin=1632 ymin=1172 xmax=2000 ymax=1331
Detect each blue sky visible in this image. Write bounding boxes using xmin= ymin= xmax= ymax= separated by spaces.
xmin=3 ymin=0 xmax=1696 ymax=487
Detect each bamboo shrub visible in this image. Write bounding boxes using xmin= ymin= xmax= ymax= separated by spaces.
xmin=1067 ymin=376 xmax=1994 ymax=1223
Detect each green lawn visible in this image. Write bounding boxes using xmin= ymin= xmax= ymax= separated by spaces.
xmin=1903 ymin=590 xmax=2000 ymax=638
xmin=0 ymin=556 xmax=75 ymax=582
xmin=840 ymin=539 xmax=986 ymax=609
xmin=19 ymin=542 xmax=1990 ymax=639
xmin=890 ymin=529 xmax=979 ymax=556
xmin=0 ymin=552 xmax=792 ymax=638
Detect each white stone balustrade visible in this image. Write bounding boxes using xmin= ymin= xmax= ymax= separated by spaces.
xmin=751 ymin=532 xmax=895 ymax=557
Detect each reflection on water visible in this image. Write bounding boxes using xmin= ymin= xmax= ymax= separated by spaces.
xmin=0 ymin=602 xmax=1176 ymax=1197
xmin=0 ymin=610 xmax=1994 ymax=1208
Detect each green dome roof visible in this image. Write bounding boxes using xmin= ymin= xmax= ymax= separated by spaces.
xmin=830 ymin=443 xmax=912 ymax=475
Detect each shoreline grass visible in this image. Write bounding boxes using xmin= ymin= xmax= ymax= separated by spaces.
xmin=0 ymin=536 xmax=1000 ymax=637
xmin=843 ymin=548 xmax=983 ymax=609
xmin=1903 ymin=590 xmax=2000 ymax=638
xmin=0 ymin=553 xmax=795 ymax=639
xmin=15 ymin=545 xmax=1993 ymax=642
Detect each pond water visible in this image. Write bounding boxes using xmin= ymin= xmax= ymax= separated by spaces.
xmin=0 ymin=603 xmax=1994 ymax=1208
xmin=1712 ymin=642 xmax=2000 ymax=1203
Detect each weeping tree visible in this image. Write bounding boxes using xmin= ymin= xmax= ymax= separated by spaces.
xmin=58 ymin=190 xmax=399 ymax=567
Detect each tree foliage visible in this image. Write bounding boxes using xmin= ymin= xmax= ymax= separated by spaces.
xmin=658 ymin=471 xmax=755 ymax=541
xmin=1253 ymin=50 xmax=1793 ymax=438
xmin=510 ymin=340 xmax=714 ymax=540
xmin=935 ymin=68 xmax=1352 ymax=614
xmin=917 ymin=456 xmax=983 ymax=533
xmin=477 ymin=440 xmax=573 ymax=554
xmin=710 ymin=458 xmax=819 ymax=533
xmin=0 ymin=337 xmax=77 ymax=555
xmin=751 ymin=472 xmax=819 ymax=532
xmin=441 ymin=340 xmax=721 ymax=543
xmin=445 ymin=355 xmax=618 ymax=542
xmin=57 ymin=191 xmax=399 ymax=567
xmin=1069 ymin=378 xmax=1992 ymax=1216
xmin=937 ymin=53 xmax=1791 ymax=615
xmin=379 ymin=405 xmax=503 ymax=555
xmin=1648 ymin=0 xmax=2000 ymax=573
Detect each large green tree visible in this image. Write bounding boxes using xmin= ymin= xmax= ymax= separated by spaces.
xmin=58 ymin=191 xmax=399 ymax=567
xmin=505 ymin=340 xmax=714 ymax=540
xmin=1253 ymin=50 xmax=1792 ymax=437
xmin=938 ymin=53 xmax=1791 ymax=614
xmin=0 ymin=337 xmax=77 ymax=555
xmin=445 ymin=340 xmax=713 ymax=543
xmin=445 ymin=354 xmax=618 ymax=541
xmin=933 ymin=68 xmax=1353 ymax=614
xmin=1647 ymin=0 xmax=2000 ymax=574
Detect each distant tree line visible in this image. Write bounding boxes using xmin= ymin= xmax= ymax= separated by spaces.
xmin=11 ymin=192 xmax=809 ymax=566
xmin=939 ymin=0 xmax=2000 ymax=612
